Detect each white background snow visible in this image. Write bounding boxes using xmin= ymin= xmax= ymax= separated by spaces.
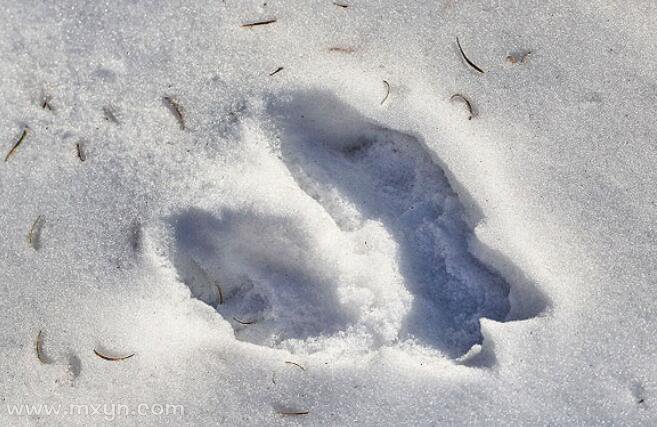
xmin=0 ymin=0 xmax=656 ymax=424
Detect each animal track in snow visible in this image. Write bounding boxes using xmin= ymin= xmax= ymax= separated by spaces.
xmin=268 ymin=91 xmax=545 ymax=356
xmin=168 ymin=208 xmax=380 ymax=350
xmin=164 ymin=90 xmax=546 ymax=357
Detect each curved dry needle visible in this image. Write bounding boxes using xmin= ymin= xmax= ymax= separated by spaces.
xmin=285 ymin=361 xmax=306 ymax=371
xmin=28 ymin=215 xmax=43 ymax=248
xmin=36 ymin=330 xmax=47 ymax=364
xmin=456 ymin=37 xmax=485 ymax=74
xmin=163 ymin=96 xmax=185 ymax=130
xmin=381 ymin=80 xmax=390 ymax=105
xmin=269 ymin=67 xmax=284 ymax=76
xmin=93 ymin=349 xmax=135 ymax=361
xmin=233 ymin=316 xmax=256 ymax=325
xmin=5 ymin=128 xmax=29 ymax=162
xmin=450 ymin=94 xmax=475 ymax=120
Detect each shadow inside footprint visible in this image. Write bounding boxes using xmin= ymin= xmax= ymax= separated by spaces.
xmin=268 ymin=90 xmax=547 ymax=357
xmin=169 ymin=208 xmax=354 ymax=347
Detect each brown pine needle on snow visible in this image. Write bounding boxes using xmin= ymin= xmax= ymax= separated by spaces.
xmin=163 ymin=96 xmax=186 ymax=130
xmin=93 ymin=349 xmax=135 ymax=361
xmin=36 ymin=330 xmax=48 ymax=364
xmin=5 ymin=128 xmax=29 ymax=162
xmin=27 ymin=215 xmax=45 ymax=250
xmin=381 ymin=80 xmax=391 ymax=105
xmin=278 ymin=410 xmax=310 ymax=416
xmin=450 ymin=93 xmax=475 ymax=120
xmin=285 ymin=361 xmax=306 ymax=371
xmin=456 ymin=37 xmax=485 ymax=74
xmin=41 ymin=96 xmax=53 ymax=111
xmin=76 ymin=142 xmax=86 ymax=162
xmin=233 ymin=316 xmax=256 ymax=325
xmin=241 ymin=19 xmax=277 ymax=28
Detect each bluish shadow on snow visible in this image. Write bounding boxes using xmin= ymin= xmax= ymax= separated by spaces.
xmin=168 ymin=208 xmax=354 ymax=347
xmin=267 ymin=90 xmax=549 ymax=357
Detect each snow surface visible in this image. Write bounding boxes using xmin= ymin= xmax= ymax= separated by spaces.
xmin=0 ymin=0 xmax=656 ymax=424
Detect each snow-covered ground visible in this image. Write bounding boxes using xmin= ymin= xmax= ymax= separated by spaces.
xmin=1 ymin=0 xmax=656 ymax=424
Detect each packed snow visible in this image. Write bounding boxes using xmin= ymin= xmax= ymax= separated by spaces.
xmin=0 ymin=0 xmax=656 ymax=424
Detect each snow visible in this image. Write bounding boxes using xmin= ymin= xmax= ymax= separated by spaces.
xmin=0 ymin=0 xmax=656 ymax=424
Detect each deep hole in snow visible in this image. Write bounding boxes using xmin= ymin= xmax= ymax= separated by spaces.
xmin=167 ymin=91 xmax=546 ymax=357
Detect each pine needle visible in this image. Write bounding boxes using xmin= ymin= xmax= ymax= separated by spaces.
xmin=76 ymin=142 xmax=86 ymax=161
xmin=381 ymin=80 xmax=391 ymax=105
xmin=163 ymin=96 xmax=185 ymax=130
xmin=233 ymin=317 xmax=256 ymax=325
xmin=241 ymin=19 xmax=277 ymax=28
xmin=28 ymin=215 xmax=45 ymax=250
xmin=41 ymin=96 xmax=53 ymax=111
xmin=456 ymin=37 xmax=485 ymax=73
xmin=36 ymin=330 xmax=48 ymax=364
xmin=285 ymin=361 xmax=306 ymax=371
xmin=93 ymin=349 xmax=135 ymax=361
xmin=278 ymin=410 xmax=309 ymax=416
xmin=450 ymin=93 xmax=475 ymax=120
xmin=5 ymin=128 xmax=29 ymax=162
